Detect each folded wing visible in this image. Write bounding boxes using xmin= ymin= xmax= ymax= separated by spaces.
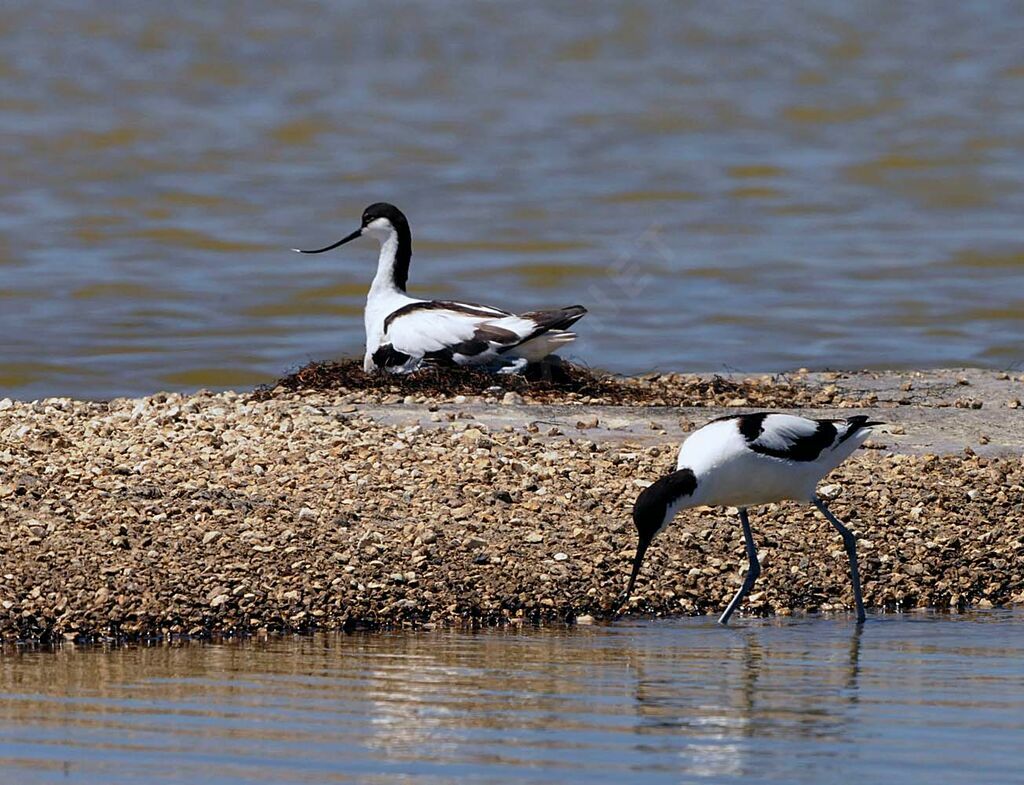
xmin=721 ymin=412 xmax=881 ymax=463
xmin=379 ymin=300 xmax=586 ymax=368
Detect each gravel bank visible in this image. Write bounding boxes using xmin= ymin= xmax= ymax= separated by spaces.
xmin=1 ymin=370 xmax=1023 ymax=643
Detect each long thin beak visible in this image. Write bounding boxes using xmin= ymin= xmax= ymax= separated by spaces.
xmin=617 ymin=536 xmax=651 ymax=613
xmin=292 ymin=228 xmax=362 ymax=254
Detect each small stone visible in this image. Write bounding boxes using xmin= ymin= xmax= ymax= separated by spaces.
xmin=202 ymin=530 xmax=222 ymax=545
xmin=459 ymin=428 xmax=485 ymax=443
xmin=603 ymin=418 xmax=631 ymax=430
xmin=524 ymin=532 xmax=544 ymax=543
xmin=553 ymin=552 xmax=568 ymax=561
xmin=501 ymin=392 xmax=524 ymax=405
xmin=818 ymin=484 xmax=840 ymax=499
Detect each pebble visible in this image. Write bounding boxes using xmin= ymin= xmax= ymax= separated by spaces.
xmin=0 ymin=375 xmax=1021 ymax=644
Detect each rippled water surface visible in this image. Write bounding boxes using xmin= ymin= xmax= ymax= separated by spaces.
xmin=1 ymin=613 xmax=1023 ymax=784
xmin=3 ymin=2 xmax=1024 ymax=399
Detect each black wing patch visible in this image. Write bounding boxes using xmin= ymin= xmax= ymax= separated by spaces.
xmin=720 ymin=412 xmax=835 ymax=462
xmin=371 ymin=344 xmax=412 ymax=369
xmin=382 ymin=300 xmax=511 ymax=332
xmin=754 ymin=419 xmax=836 ymax=462
xmin=470 ymin=323 xmax=521 ymax=348
xmin=420 ymin=324 xmax=524 ymax=366
xmin=721 ymin=412 xmax=882 ymax=462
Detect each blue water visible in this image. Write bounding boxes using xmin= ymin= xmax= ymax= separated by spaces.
xmin=3 ymin=2 xmax=1024 ymax=398
xmin=1 ymin=612 xmax=1022 ymax=784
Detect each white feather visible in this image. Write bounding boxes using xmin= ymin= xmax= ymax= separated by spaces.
xmin=677 ymin=415 xmax=874 ymax=508
xmin=333 ymin=204 xmax=585 ymax=372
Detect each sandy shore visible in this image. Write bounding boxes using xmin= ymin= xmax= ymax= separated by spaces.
xmin=1 ymin=367 xmax=1022 ymax=643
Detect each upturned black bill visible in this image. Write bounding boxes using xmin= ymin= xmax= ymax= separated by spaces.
xmin=294 ymin=228 xmax=362 ymax=254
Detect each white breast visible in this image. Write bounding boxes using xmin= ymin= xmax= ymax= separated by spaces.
xmin=364 ymin=291 xmax=418 ymax=370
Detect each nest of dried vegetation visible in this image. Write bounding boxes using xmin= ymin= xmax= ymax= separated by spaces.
xmin=253 ymin=358 xmax=862 ymax=408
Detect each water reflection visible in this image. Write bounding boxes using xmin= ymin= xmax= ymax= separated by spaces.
xmin=0 ymin=613 xmax=1023 ymax=783
xmin=627 ymin=622 xmax=864 ymax=778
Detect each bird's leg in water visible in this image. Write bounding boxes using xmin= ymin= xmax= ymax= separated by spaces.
xmin=719 ymin=508 xmax=760 ymax=625
xmin=813 ymin=496 xmax=867 ymax=623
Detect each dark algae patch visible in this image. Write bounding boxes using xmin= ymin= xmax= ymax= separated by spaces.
xmin=254 ymin=358 xmax=619 ymax=401
xmin=252 ymin=357 xmax=851 ymax=408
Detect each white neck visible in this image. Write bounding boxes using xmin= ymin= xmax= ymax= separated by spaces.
xmin=368 ymin=231 xmax=401 ymax=299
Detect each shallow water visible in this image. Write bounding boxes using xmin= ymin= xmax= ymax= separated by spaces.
xmin=1 ymin=612 xmax=1023 ymax=784
xmin=3 ymin=2 xmax=1024 ymax=400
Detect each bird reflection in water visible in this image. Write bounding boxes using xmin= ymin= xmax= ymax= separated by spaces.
xmin=626 ymin=621 xmax=865 ymax=779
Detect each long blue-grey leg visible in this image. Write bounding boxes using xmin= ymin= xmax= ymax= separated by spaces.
xmin=719 ymin=508 xmax=760 ymax=625
xmin=813 ymin=496 xmax=867 ymax=623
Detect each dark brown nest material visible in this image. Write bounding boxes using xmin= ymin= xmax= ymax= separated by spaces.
xmin=252 ymin=358 xmax=815 ymax=407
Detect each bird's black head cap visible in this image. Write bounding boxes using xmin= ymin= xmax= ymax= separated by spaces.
xmin=361 ymin=202 xmax=409 ymax=231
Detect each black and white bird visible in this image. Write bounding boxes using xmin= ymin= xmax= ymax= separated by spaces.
xmin=624 ymin=412 xmax=882 ymax=624
xmin=295 ymin=203 xmax=587 ymax=373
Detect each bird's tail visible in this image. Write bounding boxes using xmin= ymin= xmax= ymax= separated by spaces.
xmin=513 ymin=330 xmax=576 ymax=362
xmin=846 ymin=415 xmax=884 ymax=430
xmin=837 ymin=415 xmax=884 ymax=445
xmin=499 ymin=305 xmax=587 ymax=357
xmin=518 ymin=305 xmax=587 ymax=332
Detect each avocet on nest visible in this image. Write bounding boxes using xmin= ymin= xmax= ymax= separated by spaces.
xmin=623 ymin=412 xmax=882 ymax=624
xmin=295 ymin=203 xmax=586 ymax=374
